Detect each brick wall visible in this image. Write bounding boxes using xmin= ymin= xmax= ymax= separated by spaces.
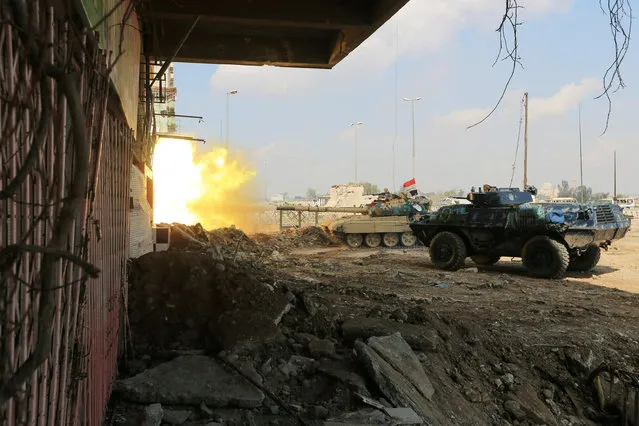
xmin=130 ymin=164 xmax=153 ymax=258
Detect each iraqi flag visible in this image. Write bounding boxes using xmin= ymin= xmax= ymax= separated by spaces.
xmin=403 ymin=178 xmax=416 ymax=192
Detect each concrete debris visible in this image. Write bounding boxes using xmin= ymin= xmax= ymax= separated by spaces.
xmin=253 ymin=226 xmax=340 ymax=252
xmin=317 ymin=361 xmax=369 ymax=395
xmin=501 ymin=373 xmax=515 ymax=387
xmin=355 ymin=338 xmax=431 ymax=420
xmin=107 ymin=225 xmax=639 ymax=426
xmin=167 ymin=223 xmax=210 ymax=251
xmin=384 ymin=407 xmax=423 ymax=424
xmin=308 ymin=338 xmax=337 ymax=359
xmin=128 ymin=251 xmax=290 ymax=351
xmin=366 ymin=333 xmax=435 ymax=401
xmin=114 ymin=355 xmax=264 ymax=408
xmin=138 ymin=403 xmax=163 ymax=426
xmin=325 ymin=408 xmax=396 ymax=425
xmin=356 ymin=393 xmax=423 ymax=424
xmin=509 ymin=382 xmax=559 ymax=426
xmin=504 ymin=399 xmax=524 ymax=419
xmin=161 ymin=409 xmax=191 ymax=425
xmin=342 ymin=318 xmax=441 ymax=352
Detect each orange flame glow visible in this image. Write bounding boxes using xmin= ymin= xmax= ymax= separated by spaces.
xmin=152 ymin=137 xmax=257 ymax=230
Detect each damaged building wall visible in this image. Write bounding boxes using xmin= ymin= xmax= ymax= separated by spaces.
xmin=80 ymin=0 xmax=141 ymax=131
xmin=0 ymin=6 xmax=135 ymax=423
xmin=130 ymin=162 xmax=154 ymax=258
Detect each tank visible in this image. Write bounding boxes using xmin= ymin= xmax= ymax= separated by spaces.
xmin=409 ymin=186 xmax=631 ymax=279
xmin=276 ymin=194 xmax=431 ymax=248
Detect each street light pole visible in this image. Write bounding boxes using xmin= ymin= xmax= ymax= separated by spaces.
xmin=403 ymin=97 xmax=422 ymax=178
xmin=350 ymin=122 xmax=363 ymax=183
xmin=225 ymin=89 xmax=238 ymax=150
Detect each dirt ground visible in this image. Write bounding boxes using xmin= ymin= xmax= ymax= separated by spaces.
xmin=570 ymin=228 xmax=639 ymax=293
xmin=111 ymin=225 xmax=639 ymax=426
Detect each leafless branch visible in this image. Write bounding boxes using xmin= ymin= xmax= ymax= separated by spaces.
xmin=0 ymin=1 xmax=53 ymax=200
xmin=595 ymin=0 xmax=632 ymax=134
xmin=0 ymin=69 xmax=89 ymax=404
xmin=0 ymin=244 xmax=100 ymax=278
xmin=90 ymin=0 xmax=127 ymax=31
xmin=467 ymin=0 xmax=523 ymax=130
xmin=0 ymin=0 xmax=99 ymax=403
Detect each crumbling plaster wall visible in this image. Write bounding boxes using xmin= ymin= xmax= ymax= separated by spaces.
xmin=130 ymin=164 xmax=153 ymax=258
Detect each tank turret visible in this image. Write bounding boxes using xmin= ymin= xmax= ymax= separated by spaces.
xmin=467 ymin=187 xmax=534 ymax=207
xmin=276 ymin=193 xmax=431 ymax=249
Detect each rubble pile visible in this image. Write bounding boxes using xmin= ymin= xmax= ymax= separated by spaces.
xmin=166 ymin=223 xmax=341 ymax=265
xmin=167 ymin=223 xmax=211 ymax=251
xmin=112 ymin=225 xmax=639 ymax=426
xmin=127 ymin=251 xmax=290 ymax=353
xmin=116 ymin=255 xmax=624 ymax=426
xmin=252 ymin=226 xmax=340 ymax=252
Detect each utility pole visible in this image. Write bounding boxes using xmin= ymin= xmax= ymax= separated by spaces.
xmin=403 ymin=97 xmax=422 ymax=179
xmin=350 ymin=122 xmax=363 ymax=182
xmin=225 ymin=89 xmax=238 ymax=150
xmin=578 ymin=103 xmax=584 ymax=204
xmin=613 ymin=150 xmax=617 ymax=201
xmin=523 ymin=92 xmax=529 ymax=188
xmin=264 ymin=159 xmax=268 ymax=201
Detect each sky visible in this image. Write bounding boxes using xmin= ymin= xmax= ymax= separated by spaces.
xmin=174 ymin=0 xmax=638 ymax=199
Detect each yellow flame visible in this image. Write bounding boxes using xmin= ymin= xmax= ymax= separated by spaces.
xmin=152 ymin=137 xmax=257 ymax=229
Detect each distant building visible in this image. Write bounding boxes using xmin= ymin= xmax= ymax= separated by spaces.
xmin=324 ymin=184 xmax=377 ymax=208
xmin=270 ymin=193 xmax=285 ymax=203
xmin=537 ymin=182 xmax=558 ymax=200
xmin=154 ymin=64 xmax=177 ymax=134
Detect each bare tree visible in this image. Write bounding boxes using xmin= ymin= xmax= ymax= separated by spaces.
xmin=468 ymin=0 xmax=632 ymax=133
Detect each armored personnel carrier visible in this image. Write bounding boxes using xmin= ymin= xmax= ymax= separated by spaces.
xmin=409 ymin=186 xmax=631 ymax=279
xmin=277 ymin=194 xmax=431 ymax=248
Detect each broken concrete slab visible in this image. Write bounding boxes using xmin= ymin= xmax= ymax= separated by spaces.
xmin=342 ymin=318 xmax=440 ymax=352
xmin=509 ymin=383 xmax=559 ymax=426
xmin=162 ymin=409 xmax=191 ymax=425
xmin=114 ymin=355 xmax=264 ymax=408
xmin=317 ymin=361 xmax=369 ymax=395
xmin=325 ymin=408 xmax=393 ymax=425
xmin=138 ymin=403 xmax=163 ymax=426
xmin=384 ymin=407 xmax=423 ymax=424
xmin=366 ymin=333 xmax=435 ymax=401
xmin=355 ymin=340 xmax=431 ymax=420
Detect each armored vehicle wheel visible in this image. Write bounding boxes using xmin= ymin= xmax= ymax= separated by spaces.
xmin=345 ymin=233 xmax=363 ymax=248
xmin=471 ymin=254 xmax=500 ymax=266
xmin=365 ymin=233 xmax=382 ymax=248
xmin=383 ymin=232 xmax=400 ymax=247
xmin=400 ymin=232 xmax=417 ymax=247
xmin=429 ymin=232 xmax=467 ymax=271
xmin=568 ymin=245 xmax=601 ymax=272
xmin=522 ymin=236 xmax=569 ymax=279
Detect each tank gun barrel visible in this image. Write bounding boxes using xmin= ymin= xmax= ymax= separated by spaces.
xmin=276 ymin=205 xmax=368 ymax=214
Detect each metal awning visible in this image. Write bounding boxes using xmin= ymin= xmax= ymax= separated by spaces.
xmin=137 ymin=0 xmax=409 ymax=68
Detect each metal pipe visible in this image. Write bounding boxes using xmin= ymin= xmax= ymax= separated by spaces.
xmin=154 ymin=112 xmax=203 ymax=120
xmin=276 ymin=205 xmax=368 ymax=213
xmin=149 ymin=16 xmax=200 ymax=88
xmin=155 ymin=133 xmax=206 ymax=143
